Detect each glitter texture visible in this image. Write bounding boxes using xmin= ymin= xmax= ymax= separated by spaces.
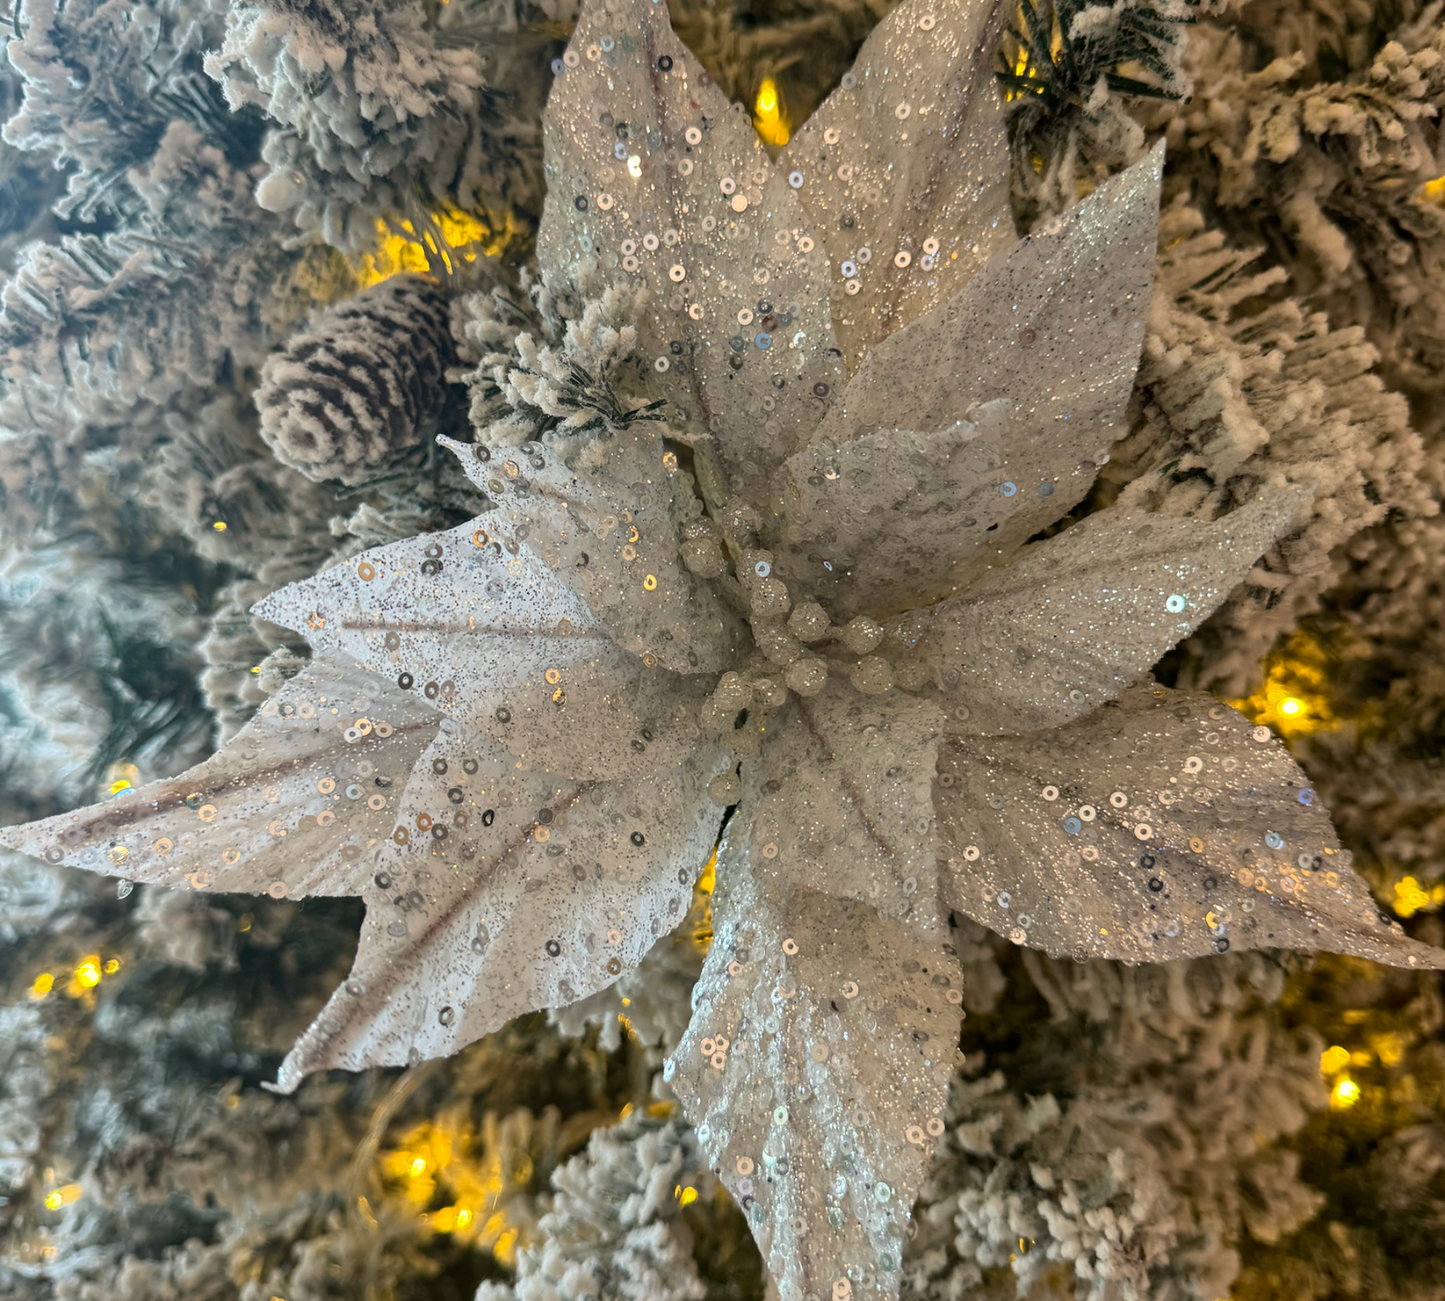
xmin=2 ymin=4 xmax=1441 ymax=1301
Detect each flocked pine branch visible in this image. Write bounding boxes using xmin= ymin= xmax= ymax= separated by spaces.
xmin=997 ymin=0 xmax=1200 ymax=222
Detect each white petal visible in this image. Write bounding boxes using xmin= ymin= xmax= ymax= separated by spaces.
xmin=254 ymin=517 xmax=712 ymax=780
xmin=770 ymin=421 xmax=1014 ymax=621
xmin=887 ymin=493 xmax=1306 ymax=735
xmin=934 ymin=686 xmax=1445 ymax=969
xmin=670 ymin=802 xmax=962 ymax=1301
xmin=746 ymin=687 xmax=948 ymax=931
xmin=781 ymin=0 xmax=1014 ymax=370
xmin=276 ymin=724 xmax=730 ymax=1090
xmin=536 ymin=0 xmax=843 ymax=490
xmin=0 ymin=661 xmax=436 ymax=899
xmin=812 ymin=146 xmax=1163 ymax=575
xmin=447 ymin=430 xmax=747 ymax=673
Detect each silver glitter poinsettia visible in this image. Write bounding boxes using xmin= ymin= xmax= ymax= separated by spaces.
xmin=5 ymin=1 xmax=1443 ymax=1298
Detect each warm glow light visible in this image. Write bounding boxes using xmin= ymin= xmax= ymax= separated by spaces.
xmin=103 ymin=958 xmax=120 ymax=975
xmin=433 ymin=1205 xmax=466 ymax=1233
xmin=1230 ymin=630 xmax=1335 ymax=737
xmin=675 ymin=1184 xmax=698 ymax=1207
xmin=1005 ymin=28 xmax=1039 ymax=101
xmin=1320 ymin=1045 xmax=1350 ymax=1075
xmin=44 ymin=1183 xmax=82 ymax=1210
xmin=379 ymin=1119 xmax=528 ymax=1262
xmin=753 ymin=77 xmax=790 ymax=148
xmin=106 ymin=761 xmax=140 ymax=797
xmin=1372 ymin=1032 xmax=1407 ymax=1066
xmin=627 ymin=154 xmax=643 ymax=178
xmin=358 ymin=207 xmax=516 ymax=288
xmin=212 ymin=521 xmax=227 ymax=532
xmin=1331 ymin=1077 xmax=1361 ymax=1109
xmin=75 ymin=958 xmax=102 ymax=989
xmin=1393 ymin=875 xmax=1445 ymax=918
xmin=29 ymin=972 xmax=54 ymax=999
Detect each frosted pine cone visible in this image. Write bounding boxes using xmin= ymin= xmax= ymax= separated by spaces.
xmin=256 ymin=276 xmax=456 ymax=484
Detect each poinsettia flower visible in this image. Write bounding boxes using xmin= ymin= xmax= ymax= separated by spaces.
xmin=3 ymin=2 xmax=1440 ymax=1300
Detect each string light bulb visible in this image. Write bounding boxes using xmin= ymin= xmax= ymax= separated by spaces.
xmin=753 ymin=77 xmax=789 ymax=148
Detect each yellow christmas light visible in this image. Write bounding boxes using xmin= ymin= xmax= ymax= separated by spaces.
xmin=29 ymin=972 xmax=54 ymax=1000
xmin=753 ymin=77 xmax=790 ymax=149
xmin=379 ymin=1115 xmax=536 ymax=1265
xmin=105 ymin=761 xmax=140 ymax=797
xmin=1330 ymin=1077 xmax=1361 ymax=1109
xmin=1393 ymin=875 xmax=1445 ymax=918
xmin=692 ymin=845 xmax=718 ymax=952
xmin=1230 ymin=632 xmax=1334 ymax=738
xmin=1371 ymin=1032 xmax=1407 ymax=1067
xmin=1320 ymin=1044 xmax=1350 ymax=1076
xmin=357 ymin=207 xmax=518 ymax=288
xmin=433 ymin=1204 xmax=470 ymax=1233
xmin=43 ymin=1183 xmax=82 ymax=1210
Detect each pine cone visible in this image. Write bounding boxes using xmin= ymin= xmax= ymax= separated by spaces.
xmin=256 ymin=276 xmax=456 ymax=484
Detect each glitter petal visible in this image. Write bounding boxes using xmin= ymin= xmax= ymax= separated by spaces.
xmin=670 ymin=801 xmax=961 ymax=1299
xmin=277 ymin=724 xmax=729 ymax=1090
xmin=935 ymin=685 xmax=1445 ymax=968
xmin=780 ymin=0 xmax=1015 ymax=369
xmin=743 ymin=685 xmax=948 ymax=930
xmin=812 ymin=146 xmax=1164 ymax=579
xmin=535 ymin=0 xmax=843 ymax=489
xmin=254 ymin=514 xmax=711 ymax=781
xmin=0 ymin=662 xmax=437 ymax=898
xmin=444 ymin=429 xmax=746 ymax=674
xmin=888 ymin=492 xmax=1307 ymax=735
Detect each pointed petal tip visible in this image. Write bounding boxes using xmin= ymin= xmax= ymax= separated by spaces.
xmin=1384 ymin=934 xmax=1445 ymax=971
xmin=249 ymin=585 xmax=293 ymax=629
xmin=0 ymin=824 xmax=31 ymax=856
xmin=1116 ymin=139 xmax=1164 ymax=198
